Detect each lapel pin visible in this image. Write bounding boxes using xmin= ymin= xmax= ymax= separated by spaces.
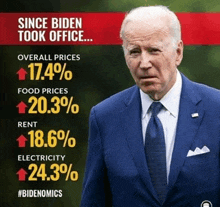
xmin=201 ymin=200 xmax=212 ymax=207
xmin=191 ymin=113 xmax=199 ymax=118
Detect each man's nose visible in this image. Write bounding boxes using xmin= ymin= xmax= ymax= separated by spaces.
xmin=140 ymin=51 xmax=152 ymax=69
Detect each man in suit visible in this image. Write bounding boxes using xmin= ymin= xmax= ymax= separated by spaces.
xmin=81 ymin=6 xmax=220 ymax=207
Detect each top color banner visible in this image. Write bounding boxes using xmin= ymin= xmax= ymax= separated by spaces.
xmin=0 ymin=12 xmax=220 ymax=45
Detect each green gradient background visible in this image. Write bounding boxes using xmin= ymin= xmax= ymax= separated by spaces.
xmin=0 ymin=0 xmax=220 ymax=207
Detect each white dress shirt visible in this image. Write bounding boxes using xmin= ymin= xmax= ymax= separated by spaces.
xmin=140 ymin=70 xmax=182 ymax=180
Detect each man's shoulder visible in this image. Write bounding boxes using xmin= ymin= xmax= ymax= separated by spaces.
xmin=92 ymin=85 xmax=138 ymax=115
xmin=194 ymin=81 xmax=220 ymax=97
xmin=187 ymin=77 xmax=220 ymax=105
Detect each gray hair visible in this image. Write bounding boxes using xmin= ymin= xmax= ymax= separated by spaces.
xmin=120 ymin=6 xmax=181 ymax=46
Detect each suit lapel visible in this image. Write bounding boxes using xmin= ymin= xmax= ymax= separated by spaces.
xmin=121 ymin=86 xmax=159 ymax=201
xmin=167 ymin=75 xmax=205 ymax=191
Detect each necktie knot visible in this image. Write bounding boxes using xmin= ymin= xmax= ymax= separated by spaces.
xmin=151 ymin=102 xmax=163 ymax=116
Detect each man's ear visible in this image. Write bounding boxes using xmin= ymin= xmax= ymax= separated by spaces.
xmin=176 ymin=40 xmax=183 ymax=66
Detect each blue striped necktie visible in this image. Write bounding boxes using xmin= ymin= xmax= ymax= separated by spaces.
xmin=145 ymin=102 xmax=167 ymax=204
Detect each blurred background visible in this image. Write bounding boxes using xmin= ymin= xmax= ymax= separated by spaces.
xmin=0 ymin=0 xmax=219 ymax=206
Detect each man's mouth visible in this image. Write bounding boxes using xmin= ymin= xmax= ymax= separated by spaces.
xmin=140 ymin=76 xmax=157 ymax=79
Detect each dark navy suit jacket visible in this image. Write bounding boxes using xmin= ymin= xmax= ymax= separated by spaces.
xmin=81 ymin=74 xmax=220 ymax=207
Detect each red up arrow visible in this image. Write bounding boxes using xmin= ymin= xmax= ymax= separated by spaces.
xmin=16 ymin=168 xmax=28 ymax=181
xmin=16 ymin=135 xmax=28 ymax=147
xmin=17 ymin=68 xmax=28 ymax=80
xmin=16 ymin=101 xmax=28 ymax=114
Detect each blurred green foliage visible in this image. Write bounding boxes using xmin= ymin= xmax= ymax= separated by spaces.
xmin=0 ymin=0 xmax=220 ymax=207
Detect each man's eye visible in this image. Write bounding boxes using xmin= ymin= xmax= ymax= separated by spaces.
xmin=149 ymin=48 xmax=160 ymax=53
xmin=130 ymin=50 xmax=140 ymax=55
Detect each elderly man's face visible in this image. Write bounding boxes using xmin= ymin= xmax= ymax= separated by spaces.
xmin=123 ymin=19 xmax=183 ymax=100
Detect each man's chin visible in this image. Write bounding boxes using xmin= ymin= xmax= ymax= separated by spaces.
xmin=139 ymin=85 xmax=158 ymax=95
xmin=139 ymin=85 xmax=162 ymax=100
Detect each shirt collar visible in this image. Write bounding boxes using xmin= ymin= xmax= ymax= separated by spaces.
xmin=140 ymin=70 xmax=182 ymax=119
